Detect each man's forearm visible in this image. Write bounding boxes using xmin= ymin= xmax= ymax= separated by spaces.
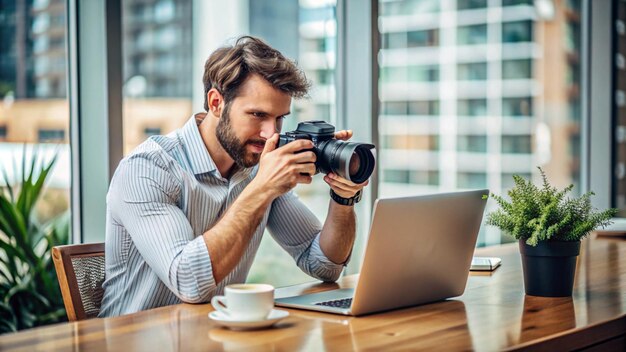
xmin=319 ymin=201 xmax=356 ymax=264
xmin=202 ymin=182 xmax=273 ymax=284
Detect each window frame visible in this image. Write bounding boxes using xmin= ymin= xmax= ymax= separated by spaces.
xmin=585 ymin=0 xmax=612 ymax=209
xmin=65 ymin=0 xmax=617 ymax=246
xmin=67 ymin=0 xmax=123 ymax=243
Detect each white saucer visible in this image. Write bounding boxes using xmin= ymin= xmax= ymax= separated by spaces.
xmin=208 ymin=309 xmax=289 ymax=330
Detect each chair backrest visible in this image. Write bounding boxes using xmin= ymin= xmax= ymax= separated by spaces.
xmin=52 ymin=243 xmax=105 ymax=321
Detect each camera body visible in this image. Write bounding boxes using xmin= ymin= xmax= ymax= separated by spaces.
xmin=278 ymin=120 xmax=335 ymax=149
xmin=277 ymin=120 xmax=375 ymax=184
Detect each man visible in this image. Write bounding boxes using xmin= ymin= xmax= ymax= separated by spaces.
xmin=99 ymin=36 xmax=369 ymax=317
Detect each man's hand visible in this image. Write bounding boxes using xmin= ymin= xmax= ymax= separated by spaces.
xmin=334 ymin=129 xmax=353 ymax=141
xmin=249 ymin=133 xmax=317 ymax=200
xmin=324 ymin=129 xmax=369 ymax=198
xmin=324 ymin=173 xmax=369 ymax=199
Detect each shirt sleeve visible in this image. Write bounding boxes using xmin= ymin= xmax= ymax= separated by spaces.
xmin=107 ymin=152 xmax=216 ymax=303
xmin=266 ymin=190 xmax=345 ymax=282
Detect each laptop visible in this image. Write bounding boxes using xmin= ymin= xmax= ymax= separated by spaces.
xmin=275 ymin=189 xmax=489 ymax=316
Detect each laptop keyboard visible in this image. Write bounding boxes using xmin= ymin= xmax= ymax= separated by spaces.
xmin=314 ymin=297 xmax=353 ymax=309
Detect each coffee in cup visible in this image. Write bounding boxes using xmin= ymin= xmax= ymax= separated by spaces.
xmin=210 ymin=284 xmax=274 ymax=321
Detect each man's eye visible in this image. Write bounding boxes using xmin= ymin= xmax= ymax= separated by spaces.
xmin=251 ymin=112 xmax=264 ymax=118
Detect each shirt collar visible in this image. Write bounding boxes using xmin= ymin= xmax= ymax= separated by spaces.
xmin=179 ymin=115 xmax=218 ymax=175
xmin=178 ymin=115 xmax=257 ymax=180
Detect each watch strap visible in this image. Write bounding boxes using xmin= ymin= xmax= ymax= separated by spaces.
xmin=330 ymin=189 xmax=362 ymax=206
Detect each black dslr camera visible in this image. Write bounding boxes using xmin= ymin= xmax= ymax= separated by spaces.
xmin=277 ymin=121 xmax=376 ymax=184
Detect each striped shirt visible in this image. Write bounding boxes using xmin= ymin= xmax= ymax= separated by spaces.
xmin=98 ymin=116 xmax=344 ymax=317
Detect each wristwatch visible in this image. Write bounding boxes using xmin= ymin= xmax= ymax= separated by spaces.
xmin=330 ymin=189 xmax=362 ymax=206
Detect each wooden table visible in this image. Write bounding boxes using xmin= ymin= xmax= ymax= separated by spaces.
xmin=1 ymin=236 xmax=625 ymax=351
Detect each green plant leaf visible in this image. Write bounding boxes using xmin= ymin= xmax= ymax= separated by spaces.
xmin=0 ymin=145 xmax=68 ymax=334
xmin=1 ymin=166 xmax=14 ymax=203
xmin=0 ymin=301 xmax=18 ymax=333
xmin=485 ymin=167 xmax=618 ymax=245
xmin=0 ymin=196 xmax=37 ymax=266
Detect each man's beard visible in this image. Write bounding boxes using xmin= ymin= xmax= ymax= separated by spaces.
xmin=216 ymin=104 xmax=263 ymax=168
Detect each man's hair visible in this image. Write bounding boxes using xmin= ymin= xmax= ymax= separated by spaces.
xmin=202 ymin=36 xmax=310 ymax=111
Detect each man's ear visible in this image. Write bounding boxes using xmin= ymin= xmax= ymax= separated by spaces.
xmin=207 ymin=88 xmax=224 ymax=118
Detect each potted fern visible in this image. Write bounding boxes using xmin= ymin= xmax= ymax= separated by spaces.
xmin=485 ymin=168 xmax=617 ymax=297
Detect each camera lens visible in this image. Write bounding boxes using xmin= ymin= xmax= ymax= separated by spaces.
xmin=349 ymin=152 xmax=360 ymax=176
xmin=317 ymin=140 xmax=375 ymax=184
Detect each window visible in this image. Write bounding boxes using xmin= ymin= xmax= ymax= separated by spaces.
xmin=502 ymin=21 xmax=533 ymax=43
xmin=382 ymin=134 xmax=439 ymax=150
xmin=457 ymin=172 xmax=487 ymax=188
xmin=458 ymin=24 xmax=487 ymax=45
xmin=502 ymin=0 xmax=533 ymax=6
xmin=569 ymin=98 xmax=581 ymax=121
xmin=458 ymin=135 xmax=487 ymax=152
xmin=154 ymin=1 xmax=175 ymax=23
xmin=384 ymin=168 xmax=440 ymax=186
xmin=315 ymin=104 xmax=332 ymax=121
xmin=502 ymin=135 xmax=532 ymax=154
xmin=457 ymin=63 xmax=487 ymax=80
xmin=409 ymin=100 xmax=439 ymax=115
xmin=408 ymin=29 xmax=439 ymax=47
xmin=567 ymin=62 xmax=580 ymax=85
xmin=457 ymin=0 xmax=487 ymax=10
xmin=382 ymin=101 xmax=408 ymax=115
xmin=144 ymin=127 xmax=161 ymax=138
xmin=381 ymin=100 xmax=440 ymax=116
xmin=458 ymin=99 xmax=487 ymax=116
xmin=32 ymin=13 xmax=50 ymax=34
xmin=566 ymin=21 xmax=581 ymax=52
xmin=385 ymin=169 xmax=411 ymax=183
xmin=503 ymin=97 xmax=532 ymax=117
xmin=378 ymin=0 xmax=582 ymax=247
xmin=413 ymin=170 xmax=439 ymax=185
xmin=38 ymin=128 xmax=66 ymax=143
xmin=382 ymin=32 xmax=405 ymax=49
xmin=34 ymin=58 xmax=50 ymax=76
xmin=317 ymin=69 xmax=333 ymax=85
xmin=122 ymin=0 xmax=192 ymax=153
xmin=51 ymin=14 xmax=64 ymax=27
xmin=0 ymin=1 xmax=71 ymax=247
xmin=316 ymin=38 xmax=328 ymax=52
xmin=612 ymin=0 xmax=626 ymax=215
xmin=501 ymin=173 xmax=531 ymax=189
xmin=50 ymin=37 xmax=64 ymax=49
xmin=502 ymin=59 xmax=532 ymax=79
xmin=380 ymin=0 xmax=439 ymax=15
xmin=569 ymin=134 xmax=581 ymax=158
xmin=34 ymin=36 xmax=49 ymax=53
xmin=156 ymin=54 xmax=176 ymax=72
xmin=380 ymin=66 xmax=407 ymax=82
xmin=566 ymin=0 xmax=581 ymax=11
xmin=33 ymin=0 xmax=50 ymax=10
xmin=155 ymin=27 xmax=177 ymax=50
xmin=381 ymin=66 xmax=439 ymax=83
xmin=409 ymin=65 xmax=439 ymax=82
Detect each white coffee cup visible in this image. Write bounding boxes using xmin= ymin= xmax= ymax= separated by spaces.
xmin=210 ymin=284 xmax=274 ymax=321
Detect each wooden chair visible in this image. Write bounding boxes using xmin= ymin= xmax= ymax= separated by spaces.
xmin=52 ymin=243 xmax=106 ymax=321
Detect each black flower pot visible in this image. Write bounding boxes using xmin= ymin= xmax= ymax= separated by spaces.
xmin=518 ymin=240 xmax=581 ymax=297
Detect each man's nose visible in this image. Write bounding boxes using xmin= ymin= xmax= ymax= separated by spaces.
xmin=260 ymin=120 xmax=278 ymax=139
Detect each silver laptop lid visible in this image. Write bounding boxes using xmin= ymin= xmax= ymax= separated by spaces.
xmin=349 ymin=189 xmax=489 ymax=315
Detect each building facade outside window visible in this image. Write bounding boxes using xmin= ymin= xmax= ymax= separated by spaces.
xmin=378 ymin=0 xmax=582 ymax=246
xmin=0 ymin=0 xmax=71 ymax=234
